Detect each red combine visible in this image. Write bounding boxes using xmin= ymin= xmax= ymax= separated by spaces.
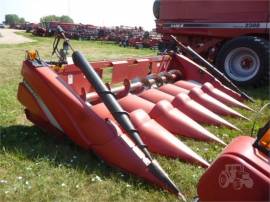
xmin=154 ymin=0 xmax=269 ymax=86
xmin=17 ymin=26 xmax=269 ymax=200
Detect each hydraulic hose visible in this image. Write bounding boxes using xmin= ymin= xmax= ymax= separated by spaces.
xmin=53 ymin=26 xmax=183 ymax=198
xmin=72 ymin=51 xmax=152 ymax=159
xmin=72 ymin=51 xmax=183 ymax=198
xmin=170 ymin=35 xmax=254 ymax=102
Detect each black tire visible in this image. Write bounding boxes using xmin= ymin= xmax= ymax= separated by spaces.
xmin=158 ymin=41 xmax=166 ymax=52
xmin=153 ymin=0 xmax=160 ymax=19
xmin=215 ymin=36 xmax=269 ymax=87
xmin=158 ymin=41 xmax=178 ymax=53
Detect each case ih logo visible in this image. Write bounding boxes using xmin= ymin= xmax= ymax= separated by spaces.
xmin=218 ymin=164 xmax=254 ymax=190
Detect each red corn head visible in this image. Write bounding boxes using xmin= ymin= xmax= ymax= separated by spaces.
xmin=173 ymin=80 xmax=252 ymax=111
xmin=19 ymin=61 xmax=184 ymax=196
xmin=118 ymin=94 xmax=154 ymax=113
xmin=130 ymin=109 xmax=210 ymax=168
xmin=173 ymin=80 xmax=243 ymax=102
xmin=149 ymin=100 xmax=226 ymax=145
xmin=139 ymin=88 xmax=239 ymax=130
xmin=188 ymin=87 xmax=249 ymax=120
xmin=211 ymin=80 xmax=244 ymax=101
xmin=173 ymin=80 xmax=200 ymax=90
xmin=172 ymin=93 xmax=241 ymax=131
xmin=159 ymin=83 xmax=189 ymax=96
xmin=201 ymin=82 xmax=253 ymax=111
xmin=93 ymin=103 xmax=210 ymax=167
xmin=91 ymin=127 xmax=182 ymax=195
xmin=139 ymin=88 xmax=175 ymax=103
xmin=119 ymin=94 xmax=225 ymax=144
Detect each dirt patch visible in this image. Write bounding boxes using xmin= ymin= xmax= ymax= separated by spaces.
xmin=0 ymin=29 xmax=34 ymax=44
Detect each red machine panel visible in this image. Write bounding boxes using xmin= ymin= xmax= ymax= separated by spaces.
xmin=111 ymin=60 xmax=150 ymax=84
xmin=159 ymin=0 xmax=268 ymax=23
xmin=198 ymin=136 xmax=270 ymax=201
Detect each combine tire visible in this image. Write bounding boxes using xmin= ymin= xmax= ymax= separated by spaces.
xmin=153 ymin=0 xmax=160 ymax=19
xmin=215 ymin=36 xmax=269 ymax=87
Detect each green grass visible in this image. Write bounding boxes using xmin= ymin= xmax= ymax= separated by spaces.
xmin=0 ymin=33 xmax=269 ymax=202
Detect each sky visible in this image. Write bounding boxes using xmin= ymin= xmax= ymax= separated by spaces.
xmin=0 ymin=0 xmax=156 ymax=30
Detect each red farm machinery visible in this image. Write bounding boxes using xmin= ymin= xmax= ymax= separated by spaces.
xmin=17 ymin=26 xmax=270 ymax=201
xmin=154 ymin=0 xmax=269 ymax=86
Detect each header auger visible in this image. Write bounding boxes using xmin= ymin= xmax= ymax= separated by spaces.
xmin=17 ymin=26 xmax=257 ymax=200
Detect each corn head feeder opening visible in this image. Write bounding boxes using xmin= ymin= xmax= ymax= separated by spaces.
xmin=17 ymin=26 xmax=262 ymax=199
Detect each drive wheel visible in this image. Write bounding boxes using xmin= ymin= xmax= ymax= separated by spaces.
xmin=215 ymin=36 xmax=269 ymax=87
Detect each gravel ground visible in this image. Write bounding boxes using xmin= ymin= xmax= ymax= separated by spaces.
xmin=0 ymin=29 xmax=34 ymax=44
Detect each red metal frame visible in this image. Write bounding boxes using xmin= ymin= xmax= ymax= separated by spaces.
xmin=17 ymin=52 xmax=253 ymax=195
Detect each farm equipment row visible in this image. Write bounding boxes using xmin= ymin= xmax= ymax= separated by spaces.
xmin=28 ymin=21 xmax=161 ymax=49
xmin=17 ymin=27 xmax=269 ymax=201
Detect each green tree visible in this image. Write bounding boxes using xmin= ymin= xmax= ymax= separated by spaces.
xmin=40 ymin=15 xmax=58 ymax=23
xmin=5 ymin=14 xmax=20 ymax=26
xmin=59 ymin=15 xmax=73 ymax=23
xmin=40 ymin=15 xmax=73 ymax=23
xmin=19 ymin=17 xmax=25 ymax=24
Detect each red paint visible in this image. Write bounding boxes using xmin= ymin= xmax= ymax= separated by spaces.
xmin=138 ymin=85 xmax=241 ymax=129
xmin=201 ymin=82 xmax=253 ymax=111
xmin=158 ymin=1 xmax=268 ymax=23
xmin=18 ymin=61 xmax=178 ymax=193
xmin=17 ymin=50 xmax=253 ymax=195
xmin=155 ymin=0 xmax=269 ymax=60
xmin=188 ymin=87 xmax=245 ymax=118
xmin=91 ymin=103 xmax=210 ymax=167
xmin=198 ymin=136 xmax=270 ymax=201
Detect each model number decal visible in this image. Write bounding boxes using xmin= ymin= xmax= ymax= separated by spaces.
xmin=164 ymin=22 xmax=268 ymax=29
xmin=245 ymin=23 xmax=260 ymax=28
xmin=170 ymin=23 xmax=183 ymax=28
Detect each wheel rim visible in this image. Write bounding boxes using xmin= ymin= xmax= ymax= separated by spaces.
xmin=224 ymin=47 xmax=260 ymax=82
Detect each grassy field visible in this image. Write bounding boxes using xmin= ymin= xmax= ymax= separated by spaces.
xmin=0 ymin=32 xmax=269 ymax=202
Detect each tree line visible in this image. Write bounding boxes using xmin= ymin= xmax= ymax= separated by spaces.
xmin=4 ymin=14 xmax=25 ymax=26
xmin=4 ymin=14 xmax=73 ymax=26
xmin=40 ymin=15 xmax=73 ymax=23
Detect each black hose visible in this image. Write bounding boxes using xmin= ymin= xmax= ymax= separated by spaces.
xmin=186 ymin=47 xmax=255 ymax=102
xmin=67 ymin=34 xmax=182 ymax=197
xmin=72 ymin=51 xmax=152 ymax=160
xmin=170 ymin=35 xmax=254 ymax=102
